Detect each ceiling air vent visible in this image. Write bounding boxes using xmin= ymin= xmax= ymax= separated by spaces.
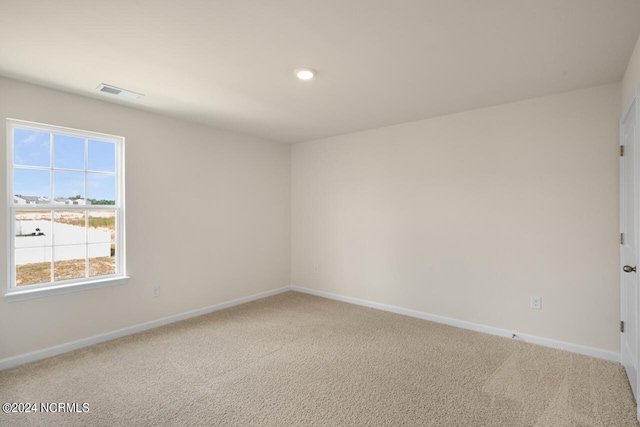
xmin=96 ymin=83 xmax=144 ymax=100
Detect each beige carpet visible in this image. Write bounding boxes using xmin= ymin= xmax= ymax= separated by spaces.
xmin=0 ymin=291 xmax=637 ymax=426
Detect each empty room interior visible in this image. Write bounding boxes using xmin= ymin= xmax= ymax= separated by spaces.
xmin=3 ymin=1 xmax=640 ymax=425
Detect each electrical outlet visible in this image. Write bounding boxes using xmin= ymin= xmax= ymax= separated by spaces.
xmin=152 ymin=286 xmax=160 ymax=298
xmin=531 ymin=295 xmax=541 ymax=310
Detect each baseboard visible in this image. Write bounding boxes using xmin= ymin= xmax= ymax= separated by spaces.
xmin=1 ymin=285 xmax=620 ymax=371
xmin=0 ymin=286 xmax=290 ymax=371
xmin=290 ymin=286 xmax=620 ymax=363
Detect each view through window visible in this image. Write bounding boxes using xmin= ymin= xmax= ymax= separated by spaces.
xmin=7 ymin=120 xmax=125 ymax=292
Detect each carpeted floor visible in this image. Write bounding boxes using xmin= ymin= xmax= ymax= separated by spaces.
xmin=0 ymin=291 xmax=637 ymax=426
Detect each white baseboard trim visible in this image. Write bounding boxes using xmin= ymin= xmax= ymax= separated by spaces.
xmin=0 ymin=286 xmax=290 ymax=371
xmin=1 ymin=285 xmax=620 ymax=371
xmin=290 ymin=286 xmax=620 ymax=363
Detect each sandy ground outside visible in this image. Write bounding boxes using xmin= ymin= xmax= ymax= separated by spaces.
xmin=16 ymin=257 xmax=116 ymax=286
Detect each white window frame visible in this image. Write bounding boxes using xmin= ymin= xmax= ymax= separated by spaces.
xmin=5 ymin=119 xmax=128 ymax=301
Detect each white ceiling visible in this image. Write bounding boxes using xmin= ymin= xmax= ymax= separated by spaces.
xmin=1 ymin=1 xmax=639 ymax=144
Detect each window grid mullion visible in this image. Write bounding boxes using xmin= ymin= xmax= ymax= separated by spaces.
xmin=49 ymin=133 xmax=54 ymax=283
xmin=49 ymin=210 xmax=54 ymax=283
xmin=85 ymin=138 xmax=89 ymax=279
xmin=49 ymin=132 xmax=54 ymax=201
xmin=85 ymin=210 xmax=89 ymax=279
xmin=84 ymin=137 xmax=88 ymax=203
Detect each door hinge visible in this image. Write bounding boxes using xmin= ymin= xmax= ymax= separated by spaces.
xmin=621 ymin=321 xmax=625 ymax=333
xmin=621 ymin=233 xmax=625 ymax=245
xmin=621 ymin=145 xmax=625 ymax=156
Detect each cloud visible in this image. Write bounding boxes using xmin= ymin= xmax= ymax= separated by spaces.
xmin=17 ymin=133 xmax=38 ymax=145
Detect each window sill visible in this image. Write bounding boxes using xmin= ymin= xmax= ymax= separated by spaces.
xmin=4 ymin=276 xmax=129 ymax=302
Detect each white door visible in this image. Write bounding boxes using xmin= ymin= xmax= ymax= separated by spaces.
xmin=621 ymin=89 xmax=639 ymax=404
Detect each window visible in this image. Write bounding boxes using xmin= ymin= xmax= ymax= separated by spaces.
xmin=6 ymin=119 xmax=127 ymax=301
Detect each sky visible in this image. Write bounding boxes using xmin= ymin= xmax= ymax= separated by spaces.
xmin=13 ymin=128 xmax=116 ymax=201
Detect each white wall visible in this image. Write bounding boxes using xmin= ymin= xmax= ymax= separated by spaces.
xmin=292 ymin=83 xmax=621 ymax=352
xmin=14 ymin=221 xmax=111 ymax=264
xmin=0 ymin=75 xmax=625 ymax=360
xmin=0 ymin=77 xmax=291 ymax=359
xmin=622 ymin=33 xmax=640 ymax=109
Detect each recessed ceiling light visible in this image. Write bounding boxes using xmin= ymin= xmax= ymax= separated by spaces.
xmin=96 ymin=83 xmax=144 ymax=100
xmin=294 ymin=68 xmax=317 ymax=81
